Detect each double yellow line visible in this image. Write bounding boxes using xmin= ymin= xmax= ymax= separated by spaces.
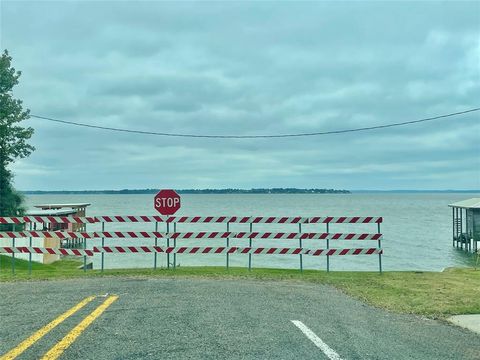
xmin=1 ymin=295 xmax=118 ymax=360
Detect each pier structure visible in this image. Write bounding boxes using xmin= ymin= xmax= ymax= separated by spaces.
xmin=448 ymin=198 xmax=480 ymax=253
xmin=26 ymin=203 xmax=90 ymax=263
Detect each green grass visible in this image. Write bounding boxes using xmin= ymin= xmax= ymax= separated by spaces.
xmin=1 ymin=255 xmax=479 ymax=319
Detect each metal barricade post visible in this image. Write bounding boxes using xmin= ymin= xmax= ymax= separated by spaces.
xmin=299 ymin=223 xmax=303 ymax=273
xmin=101 ymin=222 xmax=105 ymax=272
xmin=378 ymin=221 xmax=382 ymax=274
xmin=226 ymin=222 xmax=230 ymax=270
xmin=12 ymin=237 xmax=15 ymax=275
xmin=248 ymin=223 xmax=252 ymax=271
xmin=29 ymin=222 xmax=32 ymax=275
xmin=326 ymin=222 xmax=330 ymax=272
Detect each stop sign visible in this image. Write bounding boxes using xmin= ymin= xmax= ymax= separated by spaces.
xmin=154 ymin=189 xmax=181 ymax=215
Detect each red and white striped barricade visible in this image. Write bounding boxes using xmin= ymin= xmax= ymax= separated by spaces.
xmin=0 ymin=246 xmax=94 ymax=256
xmin=0 ymin=214 xmax=384 ymax=273
xmin=0 ymin=231 xmax=164 ymax=239
xmin=166 ymin=232 xmax=235 ymax=240
xmin=0 ymin=216 xmax=97 ymax=224
xmin=91 ymin=246 xmax=382 ymax=256
xmin=165 ymin=216 xmax=309 ymax=224
xmin=94 ymin=216 xmax=166 ymax=223
xmin=308 ymin=217 xmax=383 ymax=224
xmin=307 ymin=233 xmax=383 ymax=240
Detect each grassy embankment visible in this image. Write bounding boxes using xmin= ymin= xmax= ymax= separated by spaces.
xmin=0 ymin=254 xmax=479 ymax=319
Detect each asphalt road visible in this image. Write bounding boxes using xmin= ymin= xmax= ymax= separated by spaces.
xmin=0 ymin=277 xmax=479 ymax=360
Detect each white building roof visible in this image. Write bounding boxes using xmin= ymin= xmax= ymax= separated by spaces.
xmin=448 ymin=198 xmax=480 ymax=209
xmin=33 ymin=203 xmax=91 ymax=209
xmin=26 ymin=209 xmax=78 ymax=216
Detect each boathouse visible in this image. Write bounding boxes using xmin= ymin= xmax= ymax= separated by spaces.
xmin=448 ymin=198 xmax=480 ymax=253
xmin=26 ymin=203 xmax=90 ymax=263
xmin=29 ymin=203 xmax=90 ymax=230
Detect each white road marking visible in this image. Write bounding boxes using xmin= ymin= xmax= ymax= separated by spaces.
xmin=291 ymin=320 xmax=343 ymax=360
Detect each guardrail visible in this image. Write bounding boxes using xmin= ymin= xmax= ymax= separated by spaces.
xmin=0 ymin=215 xmax=383 ymax=274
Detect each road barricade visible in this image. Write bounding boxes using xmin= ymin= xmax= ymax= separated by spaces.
xmin=0 ymin=215 xmax=383 ymax=273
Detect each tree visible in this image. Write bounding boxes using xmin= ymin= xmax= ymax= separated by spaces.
xmin=0 ymin=50 xmax=35 ymax=226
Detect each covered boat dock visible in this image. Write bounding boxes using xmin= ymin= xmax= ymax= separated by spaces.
xmin=31 ymin=203 xmax=90 ymax=230
xmin=448 ymin=198 xmax=480 ymax=253
xmin=26 ymin=203 xmax=91 ymax=263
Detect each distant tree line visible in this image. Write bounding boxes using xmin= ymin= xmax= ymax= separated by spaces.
xmin=23 ymin=188 xmax=350 ymax=195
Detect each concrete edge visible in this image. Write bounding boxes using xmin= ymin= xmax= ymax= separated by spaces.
xmin=447 ymin=314 xmax=480 ymax=335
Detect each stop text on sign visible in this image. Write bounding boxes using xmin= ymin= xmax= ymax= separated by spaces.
xmin=155 ymin=197 xmax=180 ymax=208
xmin=154 ymin=189 xmax=181 ymax=215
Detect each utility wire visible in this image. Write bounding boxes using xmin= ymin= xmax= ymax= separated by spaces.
xmin=30 ymin=107 xmax=480 ymax=139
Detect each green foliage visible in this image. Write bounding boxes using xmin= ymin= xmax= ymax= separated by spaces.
xmin=0 ymin=170 xmax=25 ymax=230
xmin=0 ymin=49 xmax=34 ymax=220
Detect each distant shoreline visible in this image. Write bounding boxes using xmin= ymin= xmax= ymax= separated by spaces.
xmin=22 ymin=188 xmax=350 ymax=195
xmin=21 ymin=188 xmax=479 ymax=195
xmin=353 ymin=190 xmax=480 ymax=194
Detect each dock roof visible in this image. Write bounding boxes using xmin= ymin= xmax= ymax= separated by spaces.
xmin=26 ymin=209 xmax=78 ymax=216
xmin=448 ymin=198 xmax=480 ymax=209
xmin=33 ymin=203 xmax=91 ymax=210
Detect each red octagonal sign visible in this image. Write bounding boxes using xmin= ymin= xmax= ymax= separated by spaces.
xmin=154 ymin=189 xmax=181 ymax=215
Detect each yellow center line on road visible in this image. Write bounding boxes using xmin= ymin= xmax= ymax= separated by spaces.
xmin=0 ymin=296 xmax=96 ymax=360
xmin=41 ymin=295 xmax=118 ymax=360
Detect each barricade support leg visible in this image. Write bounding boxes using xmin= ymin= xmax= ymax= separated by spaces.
xmin=299 ymin=223 xmax=303 ymax=273
xmin=248 ymin=223 xmax=252 ymax=271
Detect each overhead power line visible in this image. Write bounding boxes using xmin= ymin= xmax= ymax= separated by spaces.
xmin=30 ymin=108 xmax=480 ymax=139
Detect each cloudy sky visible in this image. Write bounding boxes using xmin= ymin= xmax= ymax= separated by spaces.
xmin=1 ymin=1 xmax=479 ymax=191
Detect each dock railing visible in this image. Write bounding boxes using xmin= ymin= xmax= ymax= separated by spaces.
xmin=0 ymin=215 xmax=383 ymax=274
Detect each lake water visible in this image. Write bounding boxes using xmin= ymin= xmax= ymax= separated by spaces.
xmin=8 ymin=193 xmax=479 ymax=271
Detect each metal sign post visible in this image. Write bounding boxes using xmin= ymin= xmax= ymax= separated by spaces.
xmin=166 ymin=222 xmax=170 ymax=269
xmin=154 ymin=222 xmax=158 ymax=269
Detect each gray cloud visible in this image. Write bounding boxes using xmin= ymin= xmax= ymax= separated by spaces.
xmin=1 ymin=1 xmax=479 ymax=190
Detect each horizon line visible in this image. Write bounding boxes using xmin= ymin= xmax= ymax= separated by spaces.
xmin=20 ymin=188 xmax=480 ymax=193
